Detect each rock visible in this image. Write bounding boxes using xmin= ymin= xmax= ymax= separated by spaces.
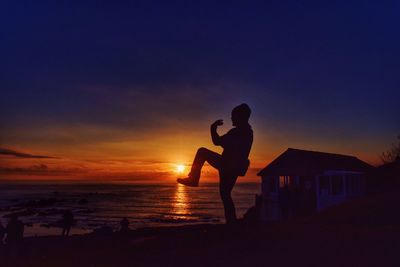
xmin=21 ymin=198 xmax=59 ymax=208
xmin=78 ymin=199 xmax=88 ymax=205
xmin=4 ymin=209 xmax=36 ymax=218
xmin=92 ymin=226 xmax=113 ymax=235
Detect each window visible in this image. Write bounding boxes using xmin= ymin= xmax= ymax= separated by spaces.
xmin=279 ymin=176 xmax=290 ymax=188
xmin=269 ymin=177 xmax=277 ymax=193
xmin=331 ymin=176 xmax=343 ymax=195
xmin=319 ymin=176 xmax=329 ymax=195
xmin=346 ymin=175 xmax=361 ymax=194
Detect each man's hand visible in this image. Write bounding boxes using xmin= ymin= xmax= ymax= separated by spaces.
xmin=211 ymin=119 xmax=223 ymax=129
xmin=210 ymin=119 xmax=223 ymax=146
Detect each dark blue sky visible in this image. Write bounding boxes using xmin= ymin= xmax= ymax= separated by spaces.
xmin=1 ymin=1 xmax=399 ymax=175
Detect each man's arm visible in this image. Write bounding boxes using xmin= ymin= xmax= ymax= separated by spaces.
xmin=210 ymin=119 xmax=223 ymax=146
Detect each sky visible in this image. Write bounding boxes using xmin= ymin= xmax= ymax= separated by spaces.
xmin=0 ymin=1 xmax=399 ymax=182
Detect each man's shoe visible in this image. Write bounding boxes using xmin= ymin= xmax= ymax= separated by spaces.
xmin=177 ymin=177 xmax=199 ymax=187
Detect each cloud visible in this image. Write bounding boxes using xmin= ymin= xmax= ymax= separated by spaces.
xmin=0 ymin=164 xmax=87 ymax=176
xmin=0 ymin=148 xmax=56 ymax=159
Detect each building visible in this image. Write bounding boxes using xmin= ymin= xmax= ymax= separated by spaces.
xmin=257 ymin=148 xmax=374 ymax=221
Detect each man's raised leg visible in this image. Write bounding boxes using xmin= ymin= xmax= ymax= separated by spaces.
xmin=177 ymin=147 xmax=221 ymax=187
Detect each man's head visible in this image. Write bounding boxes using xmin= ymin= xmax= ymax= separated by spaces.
xmin=231 ymin=103 xmax=251 ymax=126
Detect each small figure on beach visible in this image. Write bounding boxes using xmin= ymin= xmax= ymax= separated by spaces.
xmin=0 ymin=220 xmax=4 ymax=259
xmin=0 ymin=220 xmax=5 ymax=244
xmin=4 ymin=215 xmax=24 ymax=258
xmin=0 ymin=219 xmax=5 ymax=259
xmin=177 ymin=104 xmax=253 ymax=224
xmin=120 ymin=217 xmax=129 ymax=233
xmin=61 ymin=210 xmax=74 ymax=236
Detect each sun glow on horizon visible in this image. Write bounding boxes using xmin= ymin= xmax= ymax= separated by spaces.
xmin=175 ymin=164 xmax=186 ymax=174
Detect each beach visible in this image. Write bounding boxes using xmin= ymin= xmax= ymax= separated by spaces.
xmin=0 ymin=182 xmax=259 ymax=236
xmin=1 ymin=188 xmax=400 ymax=267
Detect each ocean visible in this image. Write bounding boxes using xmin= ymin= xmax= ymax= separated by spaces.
xmin=0 ymin=182 xmax=260 ymax=236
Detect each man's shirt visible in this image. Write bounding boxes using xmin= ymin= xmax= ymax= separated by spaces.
xmin=219 ymin=124 xmax=253 ymax=174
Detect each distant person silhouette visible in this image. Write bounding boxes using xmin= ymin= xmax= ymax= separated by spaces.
xmin=0 ymin=219 xmax=5 ymax=258
xmin=5 ymin=215 xmax=24 ymax=258
xmin=0 ymin=220 xmax=4 ymax=258
xmin=0 ymin=220 xmax=5 ymax=244
xmin=61 ymin=210 xmax=74 ymax=236
xmin=177 ymin=104 xmax=253 ymax=224
xmin=120 ymin=217 xmax=129 ymax=233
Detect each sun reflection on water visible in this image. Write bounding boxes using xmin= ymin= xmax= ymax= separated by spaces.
xmin=171 ymin=183 xmax=191 ymax=220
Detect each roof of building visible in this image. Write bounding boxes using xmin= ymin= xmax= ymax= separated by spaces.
xmin=257 ymin=148 xmax=374 ymax=177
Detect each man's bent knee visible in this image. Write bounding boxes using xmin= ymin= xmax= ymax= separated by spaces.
xmin=197 ymin=147 xmax=209 ymax=154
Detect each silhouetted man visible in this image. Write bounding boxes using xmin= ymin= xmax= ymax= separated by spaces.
xmin=0 ymin=219 xmax=5 ymax=259
xmin=0 ymin=219 xmax=4 ymax=259
xmin=0 ymin=220 xmax=5 ymax=244
xmin=61 ymin=210 xmax=74 ymax=236
xmin=5 ymin=215 xmax=24 ymax=258
xmin=120 ymin=217 xmax=129 ymax=233
xmin=177 ymin=104 xmax=253 ymax=224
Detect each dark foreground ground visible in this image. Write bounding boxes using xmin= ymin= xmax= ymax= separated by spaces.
xmin=1 ymin=190 xmax=400 ymax=267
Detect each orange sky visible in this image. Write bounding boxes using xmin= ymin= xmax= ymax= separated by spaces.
xmin=0 ymin=118 xmax=389 ymax=183
xmin=1 ymin=1 xmax=399 ymax=183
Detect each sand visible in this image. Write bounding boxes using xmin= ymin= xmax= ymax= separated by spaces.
xmin=1 ymin=190 xmax=400 ymax=267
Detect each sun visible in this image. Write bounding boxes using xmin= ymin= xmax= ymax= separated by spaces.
xmin=175 ymin=164 xmax=186 ymax=174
